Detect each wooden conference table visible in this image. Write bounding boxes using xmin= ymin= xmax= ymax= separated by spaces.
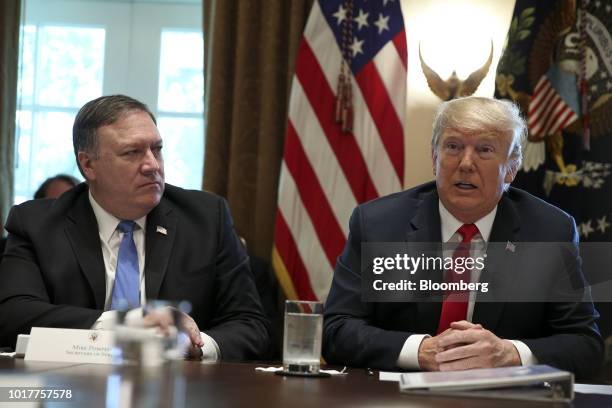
xmin=1 ymin=358 xmax=611 ymax=407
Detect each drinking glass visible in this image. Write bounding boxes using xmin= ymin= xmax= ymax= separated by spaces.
xmin=111 ymin=300 xmax=191 ymax=366
xmin=282 ymin=300 xmax=323 ymax=374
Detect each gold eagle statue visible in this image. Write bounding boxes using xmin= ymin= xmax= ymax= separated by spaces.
xmin=419 ymin=40 xmax=494 ymax=100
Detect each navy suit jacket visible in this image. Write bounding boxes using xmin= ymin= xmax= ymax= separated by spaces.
xmin=323 ymin=182 xmax=602 ymax=379
xmin=0 ymin=183 xmax=270 ymax=361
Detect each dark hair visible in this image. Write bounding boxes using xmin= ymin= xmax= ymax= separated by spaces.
xmin=34 ymin=174 xmax=80 ymax=199
xmin=72 ymin=94 xmax=156 ymax=177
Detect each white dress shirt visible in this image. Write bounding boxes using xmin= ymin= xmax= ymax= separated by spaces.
xmin=88 ymin=192 xmax=220 ymax=361
xmin=396 ymin=201 xmax=536 ymax=369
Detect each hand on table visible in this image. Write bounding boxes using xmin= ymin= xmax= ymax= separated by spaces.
xmin=418 ymin=321 xmax=520 ymax=371
xmin=143 ymin=307 xmax=204 ymax=360
xmin=179 ymin=312 xmax=205 ymax=360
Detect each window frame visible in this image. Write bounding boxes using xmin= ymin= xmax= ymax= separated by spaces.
xmin=14 ymin=0 xmax=204 ymax=203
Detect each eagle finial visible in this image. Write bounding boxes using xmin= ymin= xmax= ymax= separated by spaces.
xmin=419 ymin=40 xmax=494 ymax=101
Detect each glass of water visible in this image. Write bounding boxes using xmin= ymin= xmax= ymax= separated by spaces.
xmin=282 ymin=300 xmax=324 ymax=375
xmin=111 ymin=300 xmax=192 ymax=366
xmin=111 ymin=309 xmax=163 ymax=367
xmin=143 ymin=300 xmax=192 ymax=361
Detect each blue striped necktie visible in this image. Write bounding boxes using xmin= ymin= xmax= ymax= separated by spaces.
xmin=110 ymin=220 xmax=140 ymax=310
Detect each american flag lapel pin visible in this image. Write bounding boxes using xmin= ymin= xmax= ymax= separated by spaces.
xmin=505 ymin=241 xmax=516 ymax=253
xmin=156 ymin=226 xmax=167 ymax=235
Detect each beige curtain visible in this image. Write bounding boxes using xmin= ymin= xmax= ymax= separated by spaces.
xmin=203 ymin=0 xmax=312 ymax=263
xmin=0 ymin=1 xmax=21 ymax=230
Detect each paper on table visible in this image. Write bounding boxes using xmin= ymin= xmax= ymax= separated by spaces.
xmin=25 ymin=327 xmax=114 ymax=364
xmin=574 ymin=384 xmax=612 ymax=395
xmin=379 ymin=371 xmax=402 ymax=381
xmin=255 ymin=367 xmax=283 ymax=373
xmin=255 ymin=366 xmax=347 ymax=376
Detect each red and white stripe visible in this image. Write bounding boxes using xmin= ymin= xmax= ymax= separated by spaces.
xmin=528 ymin=76 xmax=578 ymax=138
xmin=273 ymin=1 xmax=407 ymax=301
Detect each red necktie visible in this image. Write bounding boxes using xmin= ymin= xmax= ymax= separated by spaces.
xmin=436 ymin=223 xmax=480 ymax=334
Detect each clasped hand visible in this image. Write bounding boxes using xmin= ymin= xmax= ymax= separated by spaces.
xmin=418 ymin=321 xmax=520 ymax=371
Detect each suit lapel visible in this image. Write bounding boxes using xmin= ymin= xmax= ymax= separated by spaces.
xmin=473 ymin=194 xmax=521 ymax=331
xmin=409 ymin=191 xmax=445 ymax=335
xmin=144 ymin=198 xmax=177 ymax=300
xmin=406 ymin=190 xmax=442 ymax=244
xmin=64 ymin=188 xmax=106 ymax=309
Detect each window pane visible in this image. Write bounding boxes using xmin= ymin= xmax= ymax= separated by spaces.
xmin=157 ymin=30 xmax=204 ymax=113
xmin=18 ymin=25 xmax=37 ymax=106
xmin=27 ymin=111 xmax=81 ymax=199
xmin=36 ymin=26 xmax=105 ymax=108
xmin=157 ymin=116 xmax=204 ymax=189
xmin=14 ymin=110 xmax=33 ymax=204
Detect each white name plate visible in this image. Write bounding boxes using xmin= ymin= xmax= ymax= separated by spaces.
xmin=25 ymin=327 xmax=114 ymax=364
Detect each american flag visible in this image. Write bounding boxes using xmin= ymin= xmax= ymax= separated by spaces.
xmin=528 ymin=66 xmax=579 ymax=138
xmin=272 ymin=0 xmax=407 ymax=301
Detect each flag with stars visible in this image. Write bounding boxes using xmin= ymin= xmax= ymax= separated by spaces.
xmin=495 ymin=0 xmax=612 ymax=242
xmin=273 ymin=0 xmax=407 ymax=300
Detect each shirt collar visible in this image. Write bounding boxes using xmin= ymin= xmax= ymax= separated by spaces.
xmin=438 ymin=200 xmax=497 ymax=242
xmin=88 ymin=190 xmax=146 ymax=243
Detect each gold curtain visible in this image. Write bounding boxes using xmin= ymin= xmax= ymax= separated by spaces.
xmin=203 ymin=0 xmax=312 ymax=262
xmin=0 ymin=0 xmax=21 ymax=229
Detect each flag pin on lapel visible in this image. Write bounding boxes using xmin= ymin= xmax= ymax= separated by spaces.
xmin=156 ymin=226 xmax=167 ymax=235
xmin=505 ymin=241 xmax=516 ymax=253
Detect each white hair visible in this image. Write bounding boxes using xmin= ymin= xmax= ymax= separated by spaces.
xmin=432 ymin=96 xmax=527 ymax=167
xmin=431 ymin=96 xmax=527 ymax=190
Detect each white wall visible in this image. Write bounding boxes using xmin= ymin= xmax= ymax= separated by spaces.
xmin=400 ymin=0 xmax=516 ymax=188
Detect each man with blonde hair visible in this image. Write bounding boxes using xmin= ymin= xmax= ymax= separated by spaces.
xmin=323 ymin=96 xmax=602 ymax=380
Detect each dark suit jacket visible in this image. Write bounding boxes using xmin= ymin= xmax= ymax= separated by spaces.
xmin=0 ymin=183 xmax=270 ymax=361
xmin=0 ymin=237 xmax=5 ymax=261
xmin=323 ymin=182 xmax=603 ymax=380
